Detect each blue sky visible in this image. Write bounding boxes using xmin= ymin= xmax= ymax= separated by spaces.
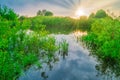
xmin=0 ymin=0 xmax=120 ymax=17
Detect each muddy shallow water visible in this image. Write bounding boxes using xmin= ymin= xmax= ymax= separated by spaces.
xmin=18 ymin=34 xmax=118 ymax=80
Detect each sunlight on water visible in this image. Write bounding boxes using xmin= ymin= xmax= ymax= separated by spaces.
xmin=74 ymin=30 xmax=87 ymax=37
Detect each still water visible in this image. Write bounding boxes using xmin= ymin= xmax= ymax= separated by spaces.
xmin=19 ymin=34 xmax=118 ymax=80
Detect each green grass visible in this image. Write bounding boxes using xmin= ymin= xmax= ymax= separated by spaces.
xmin=59 ymin=39 xmax=69 ymax=59
xmin=81 ymin=17 xmax=120 ymax=76
xmin=0 ymin=18 xmax=59 ymax=80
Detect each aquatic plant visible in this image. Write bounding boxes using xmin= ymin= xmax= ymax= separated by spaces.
xmin=59 ymin=39 xmax=69 ymax=59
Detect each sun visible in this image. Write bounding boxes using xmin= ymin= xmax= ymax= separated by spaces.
xmin=75 ymin=8 xmax=86 ymax=17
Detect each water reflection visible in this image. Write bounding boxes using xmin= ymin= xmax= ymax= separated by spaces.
xmin=74 ymin=30 xmax=87 ymax=42
xmin=84 ymin=44 xmax=120 ymax=80
xmin=95 ymin=59 xmax=120 ymax=80
xmin=19 ymin=34 xmax=117 ymax=80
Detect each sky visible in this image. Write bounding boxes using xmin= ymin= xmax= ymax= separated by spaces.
xmin=0 ymin=0 xmax=120 ymax=17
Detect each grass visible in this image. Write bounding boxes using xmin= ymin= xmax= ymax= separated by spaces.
xmin=59 ymin=39 xmax=69 ymax=59
xmin=0 ymin=20 xmax=59 ymax=80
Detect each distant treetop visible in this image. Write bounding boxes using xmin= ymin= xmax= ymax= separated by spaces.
xmin=94 ymin=9 xmax=107 ymax=18
xmin=37 ymin=9 xmax=53 ymax=16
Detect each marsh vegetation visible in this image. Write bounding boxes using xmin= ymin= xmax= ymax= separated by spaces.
xmin=0 ymin=5 xmax=120 ymax=80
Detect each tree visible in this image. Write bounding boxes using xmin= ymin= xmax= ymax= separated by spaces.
xmin=36 ymin=9 xmax=53 ymax=16
xmin=37 ymin=10 xmax=42 ymax=16
xmin=95 ymin=9 xmax=107 ymax=18
xmin=42 ymin=9 xmax=47 ymax=16
xmin=44 ymin=11 xmax=53 ymax=16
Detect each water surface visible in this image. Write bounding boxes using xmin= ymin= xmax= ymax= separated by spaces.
xmin=19 ymin=34 xmax=104 ymax=80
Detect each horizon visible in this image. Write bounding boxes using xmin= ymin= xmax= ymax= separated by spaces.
xmin=0 ymin=0 xmax=120 ymax=17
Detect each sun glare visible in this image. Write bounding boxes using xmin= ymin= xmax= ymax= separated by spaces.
xmin=75 ymin=8 xmax=86 ymax=17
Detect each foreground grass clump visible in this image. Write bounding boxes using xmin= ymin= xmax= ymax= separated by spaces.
xmin=82 ymin=18 xmax=120 ymax=60
xmin=0 ymin=24 xmax=59 ymax=80
xmin=59 ymin=39 xmax=69 ymax=59
xmin=81 ymin=17 xmax=120 ymax=76
xmin=0 ymin=6 xmax=59 ymax=80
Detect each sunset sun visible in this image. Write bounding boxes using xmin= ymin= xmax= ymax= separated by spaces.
xmin=75 ymin=8 xmax=86 ymax=17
